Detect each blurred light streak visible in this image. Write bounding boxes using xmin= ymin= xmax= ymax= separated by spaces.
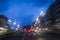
xmin=13 ymin=21 xmax=16 ymax=25
xmin=36 ymin=17 xmax=39 ymax=21
xmin=8 ymin=20 xmax=12 ymax=22
xmin=40 ymin=11 xmax=45 ymax=17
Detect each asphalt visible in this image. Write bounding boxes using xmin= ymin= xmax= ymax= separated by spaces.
xmin=0 ymin=31 xmax=60 ymax=40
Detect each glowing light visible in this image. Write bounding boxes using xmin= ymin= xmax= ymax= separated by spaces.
xmin=36 ymin=27 xmax=39 ymax=30
xmin=39 ymin=28 xmax=41 ymax=30
xmin=40 ymin=11 xmax=43 ymax=15
xmin=17 ymin=24 xmax=20 ymax=28
xmin=13 ymin=21 xmax=16 ymax=25
xmin=8 ymin=20 xmax=12 ymax=22
xmin=36 ymin=18 xmax=39 ymax=21
xmin=35 ymin=30 xmax=38 ymax=32
xmin=40 ymin=11 xmax=45 ymax=16
xmin=17 ymin=24 xmax=19 ymax=27
xmin=16 ymin=28 xmax=18 ymax=31
xmin=30 ymin=28 xmax=34 ymax=32
xmin=0 ymin=27 xmax=8 ymax=34
xmin=0 ymin=27 xmax=4 ymax=30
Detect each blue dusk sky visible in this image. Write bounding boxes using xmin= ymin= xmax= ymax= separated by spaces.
xmin=0 ymin=0 xmax=55 ymax=28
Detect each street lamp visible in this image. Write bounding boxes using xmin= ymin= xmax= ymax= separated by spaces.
xmin=36 ymin=17 xmax=39 ymax=21
xmin=40 ymin=11 xmax=45 ymax=17
xmin=40 ymin=11 xmax=43 ymax=15
xmin=17 ymin=24 xmax=20 ymax=28
xmin=8 ymin=20 xmax=12 ymax=23
xmin=13 ymin=21 xmax=16 ymax=25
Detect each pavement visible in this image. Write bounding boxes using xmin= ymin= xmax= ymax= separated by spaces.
xmin=0 ymin=30 xmax=60 ymax=40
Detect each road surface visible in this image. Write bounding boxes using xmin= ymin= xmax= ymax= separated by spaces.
xmin=0 ymin=31 xmax=60 ymax=40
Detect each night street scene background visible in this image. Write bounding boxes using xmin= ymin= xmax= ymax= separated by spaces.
xmin=0 ymin=0 xmax=60 ymax=40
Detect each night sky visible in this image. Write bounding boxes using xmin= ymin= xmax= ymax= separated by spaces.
xmin=0 ymin=0 xmax=55 ymax=29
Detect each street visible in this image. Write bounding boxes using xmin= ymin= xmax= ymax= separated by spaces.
xmin=0 ymin=31 xmax=60 ymax=40
xmin=0 ymin=0 xmax=60 ymax=40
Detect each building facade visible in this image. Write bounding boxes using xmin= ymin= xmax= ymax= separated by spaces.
xmin=0 ymin=15 xmax=9 ymax=34
xmin=44 ymin=0 xmax=60 ymax=32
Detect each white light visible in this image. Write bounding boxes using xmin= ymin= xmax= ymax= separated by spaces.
xmin=0 ymin=27 xmax=4 ymax=30
xmin=0 ymin=27 xmax=8 ymax=34
xmin=35 ymin=30 xmax=38 ymax=32
xmin=40 ymin=11 xmax=43 ymax=15
xmin=17 ymin=24 xmax=19 ymax=27
xmin=39 ymin=28 xmax=41 ymax=30
xmin=17 ymin=24 xmax=20 ymax=28
xmin=36 ymin=27 xmax=39 ymax=30
xmin=40 ymin=11 xmax=45 ymax=16
xmin=13 ymin=21 xmax=16 ymax=25
xmin=8 ymin=20 xmax=12 ymax=22
xmin=16 ymin=28 xmax=18 ymax=31
xmin=36 ymin=18 xmax=39 ymax=21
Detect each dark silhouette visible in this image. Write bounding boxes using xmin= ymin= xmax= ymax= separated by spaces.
xmin=0 ymin=15 xmax=9 ymax=31
xmin=44 ymin=0 xmax=60 ymax=33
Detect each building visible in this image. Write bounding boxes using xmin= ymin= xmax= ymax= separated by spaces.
xmin=0 ymin=15 xmax=9 ymax=35
xmin=44 ymin=0 xmax=60 ymax=32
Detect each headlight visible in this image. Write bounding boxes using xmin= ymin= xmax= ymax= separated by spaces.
xmin=35 ymin=29 xmax=38 ymax=32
